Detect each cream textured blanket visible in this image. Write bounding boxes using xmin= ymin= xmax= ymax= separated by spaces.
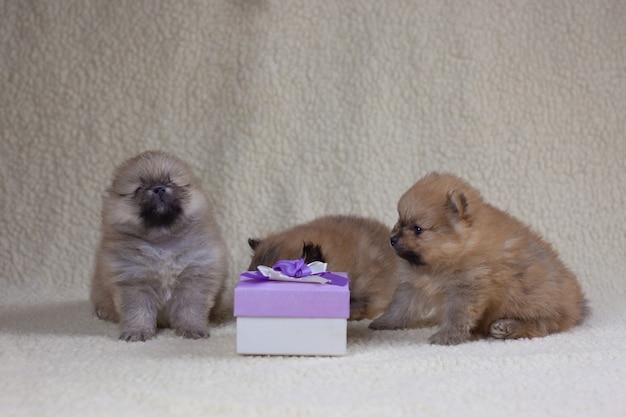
xmin=1 ymin=1 xmax=625 ymax=416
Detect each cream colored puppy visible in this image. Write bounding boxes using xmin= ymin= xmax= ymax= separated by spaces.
xmin=91 ymin=151 xmax=228 ymax=342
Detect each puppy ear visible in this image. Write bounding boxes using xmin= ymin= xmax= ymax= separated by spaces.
xmin=248 ymin=238 xmax=261 ymax=251
xmin=302 ymin=242 xmax=325 ymax=263
xmin=447 ymin=189 xmax=468 ymax=219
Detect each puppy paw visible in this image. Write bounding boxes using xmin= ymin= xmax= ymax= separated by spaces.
xmin=428 ymin=329 xmax=468 ymax=346
xmin=369 ymin=318 xmax=402 ymax=330
xmin=176 ymin=327 xmax=210 ymax=339
xmin=95 ymin=307 xmax=119 ymax=322
xmin=95 ymin=308 xmax=111 ymax=321
xmin=489 ymin=319 xmax=520 ymax=339
xmin=119 ymin=328 xmax=156 ymax=342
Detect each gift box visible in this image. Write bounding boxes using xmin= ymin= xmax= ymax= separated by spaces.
xmin=234 ymin=260 xmax=350 ymax=356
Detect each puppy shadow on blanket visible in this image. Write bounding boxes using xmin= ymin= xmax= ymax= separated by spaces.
xmin=347 ymin=320 xmax=431 ymax=348
xmin=0 ymin=300 xmax=116 ymax=337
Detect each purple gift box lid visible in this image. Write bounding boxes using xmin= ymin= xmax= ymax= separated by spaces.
xmin=234 ymin=273 xmax=350 ymax=318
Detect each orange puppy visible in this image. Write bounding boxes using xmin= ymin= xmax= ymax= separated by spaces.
xmin=370 ymin=172 xmax=588 ymax=345
xmin=248 ymin=215 xmax=400 ymax=321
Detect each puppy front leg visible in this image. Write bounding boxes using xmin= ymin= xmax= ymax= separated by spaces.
xmin=168 ymin=269 xmax=221 ymax=339
xmin=369 ymin=282 xmax=437 ymax=330
xmin=428 ymin=294 xmax=484 ymax=346
xmin=117 ymin=281 xmax=160 ymax=342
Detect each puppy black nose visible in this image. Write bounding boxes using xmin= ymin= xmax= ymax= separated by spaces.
xmin=390 ymin=236 xmax=398 ymax=247
xmin=152 ymin=186 xmax=166 ymax=196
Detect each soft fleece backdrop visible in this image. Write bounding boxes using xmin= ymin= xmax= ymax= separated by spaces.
xmin=1 ymin=1 xmax=625 ymax=416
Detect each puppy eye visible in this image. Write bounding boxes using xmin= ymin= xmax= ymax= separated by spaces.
xmin=413 ymin=225 xmax=423 ymax=235
xmin=134 ymin=186 xmax=142 ymax=194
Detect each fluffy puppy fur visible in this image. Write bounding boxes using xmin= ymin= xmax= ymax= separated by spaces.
xmin=247 ymin=215 xmax=400 ymax=321
xmin=370 ymin=172 xmax=588 ymax=345
xmin=91 ymin=150 xmax=228 ymax=342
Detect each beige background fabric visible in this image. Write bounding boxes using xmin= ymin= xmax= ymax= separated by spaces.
xmin=1 ymin=1 xmax=625 ymax=416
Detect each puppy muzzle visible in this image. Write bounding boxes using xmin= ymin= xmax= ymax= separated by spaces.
xmin=390 ymin=236 xmax=425 ymax=266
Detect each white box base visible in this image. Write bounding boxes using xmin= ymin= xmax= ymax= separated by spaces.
xmin=237 ymin=317 xmax=347 ymax=356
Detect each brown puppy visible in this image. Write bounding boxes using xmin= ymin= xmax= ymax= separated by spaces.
xmin=91 ymin=151 xmax=228 ymax=342
xmin=370 ymin=172 xmax=588 ymax=345
xmin=248 ymin=215 xmax=400 ymax=320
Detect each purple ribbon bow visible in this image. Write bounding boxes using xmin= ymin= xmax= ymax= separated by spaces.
xmin=242 ymin=259 xmax=349 ymax=286
xmin=272 ymin=258 xmax=311 ymax=278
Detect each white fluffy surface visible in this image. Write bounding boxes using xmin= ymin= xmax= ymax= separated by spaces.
xmin=1 ymin=1 xmax=625 ymax=416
